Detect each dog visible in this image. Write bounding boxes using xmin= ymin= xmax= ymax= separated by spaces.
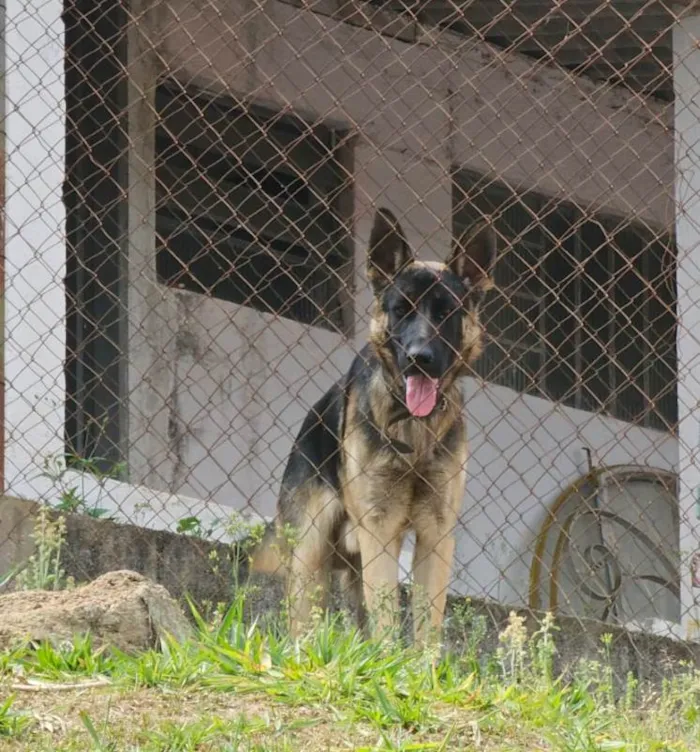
xmin=250 ymin=207 xmax=496 ymax=644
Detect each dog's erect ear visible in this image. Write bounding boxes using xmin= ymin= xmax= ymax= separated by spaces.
xmin=448 ymin=220 xmax=497 ymax=290
xmin=367 ymin=208 xmax=413 ymax=294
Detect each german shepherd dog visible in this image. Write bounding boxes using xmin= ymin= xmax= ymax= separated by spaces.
xmin=250 ymin=208 xmax=496 ymax=644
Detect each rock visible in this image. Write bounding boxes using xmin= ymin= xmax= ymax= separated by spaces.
xmin=0 ymin=570 xmax=193 ymax=653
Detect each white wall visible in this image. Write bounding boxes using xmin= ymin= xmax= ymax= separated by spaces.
xmin=460 ymin=381 xmax=677 ymax=605
xmin=3 ymin=0 xmax=680 ymax=611
xmin=153 ymin=293 xmax=355 ymax=518
xmin=5 ymin=0 xmax=66 ymax=496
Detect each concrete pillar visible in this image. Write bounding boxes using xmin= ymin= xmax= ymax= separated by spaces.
xmin=351 ymin=137 xmax=453 ymax=579
xmin=673 ymin=13 xmax=700 ymax=640
xmin=123 ymin=0 xmax=177 ymax=492
xmin=351 ymin=142 xmax=453 ymax=345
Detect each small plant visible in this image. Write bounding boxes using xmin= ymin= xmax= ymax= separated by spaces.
xmin=448 ymin=598 xmax=488 ymax=671
xmin=530 ymin=610 xmax=558 ymax=682
xmin=29 ymin=634 xmax=113 ymax=678
xmin=176 ymin=515 xmax=212 ymax=537
xmin=0 ymin=561 xmax=26 ymax=591
xmin=228 ymin=513 xmax=268 ymax=595
xmin=598 ymin=631 xmax=616 ymax=706
xmin=14 ymin=506 xmax=74 ymax=591
xmin=143 ymin=715 xmax=269 ymax=750
xmin=176 ymin=512 xmax=267 ymax=546
xmin=496 ymin=610 xmax=528 ymax=684
xmin=227 ymin=512 xmax=267 ymax=554
xmin=0 ymin=694 xmax=30 ymax=738
xmin=38 ymin=452 xmax=125 ymax=520
xmin=80 ymin=711 xmax=117 ymax=751
xmin=55 ymin=486 xmax=110 ymax=519
xmin=623 ymin=670 xmax=639 ymax=711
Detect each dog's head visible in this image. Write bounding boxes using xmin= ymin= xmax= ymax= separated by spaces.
xmin=367 ymin=208 xmax=496 ymax=418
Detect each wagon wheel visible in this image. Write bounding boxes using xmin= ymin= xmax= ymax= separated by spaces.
xmin=529 ymin=465 xmax=680 ymax=626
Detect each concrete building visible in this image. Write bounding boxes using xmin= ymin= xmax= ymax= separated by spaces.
xmin=4 ymin=0 xmax=700 ymax=634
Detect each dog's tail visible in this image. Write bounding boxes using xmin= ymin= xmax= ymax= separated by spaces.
xmin=247 ymin=520 xmax=287 ymax=577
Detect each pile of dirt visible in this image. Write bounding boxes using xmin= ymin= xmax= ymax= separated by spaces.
xmin=0 ymin=570 xmax=192 ymax=653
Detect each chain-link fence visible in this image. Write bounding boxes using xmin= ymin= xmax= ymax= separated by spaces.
xmin=3 ymin=0 xmax=700 ymax=656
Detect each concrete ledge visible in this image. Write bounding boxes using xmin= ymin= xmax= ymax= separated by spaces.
xmin=0 ymin=496 xmax=240 ymax=605
xmin=440 ymin=598 xmax=700 ymax=686
xmin=2 ymin=495 xmax=699 ymax=686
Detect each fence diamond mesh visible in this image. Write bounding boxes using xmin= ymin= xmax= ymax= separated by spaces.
xmin=3 ymin=0 xmax=700 ymax=660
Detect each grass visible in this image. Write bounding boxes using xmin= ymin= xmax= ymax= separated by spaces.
xmin=0 ymin=596 xmax=699 ymax=751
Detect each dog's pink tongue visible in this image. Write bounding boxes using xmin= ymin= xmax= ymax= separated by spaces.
xmin=405 ymin=375 xmax=439 ymax=417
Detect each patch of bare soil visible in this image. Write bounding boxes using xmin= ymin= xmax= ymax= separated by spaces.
xmin=0 ymin=570 xmax=192 ymax=653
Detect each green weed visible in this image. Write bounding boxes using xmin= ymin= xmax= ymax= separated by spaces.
xmin=0 ymin=695 xmax=31 ymax=738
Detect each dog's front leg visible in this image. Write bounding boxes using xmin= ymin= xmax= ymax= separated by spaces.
xmin=412 ymin=461 xmax=466 ymax=647
xmin=412 ymin=526 xmax=457 ymax=646
xmin=355 ymin=520 xmax=404 ymax=639
xmin=287 ymin=538 xmax=331 ymax=637
xmin=343 ymin=446 xmax=407 ymax=639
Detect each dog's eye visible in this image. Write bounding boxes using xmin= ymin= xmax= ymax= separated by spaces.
xmin=394 ymin=302 xmax=411 ymax=319
xmin=435 ymin=305 xmax=454 ymax=322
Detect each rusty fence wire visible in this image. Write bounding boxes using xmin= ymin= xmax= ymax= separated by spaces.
xmin=3 ymin=0 xmax=700 ymax=661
